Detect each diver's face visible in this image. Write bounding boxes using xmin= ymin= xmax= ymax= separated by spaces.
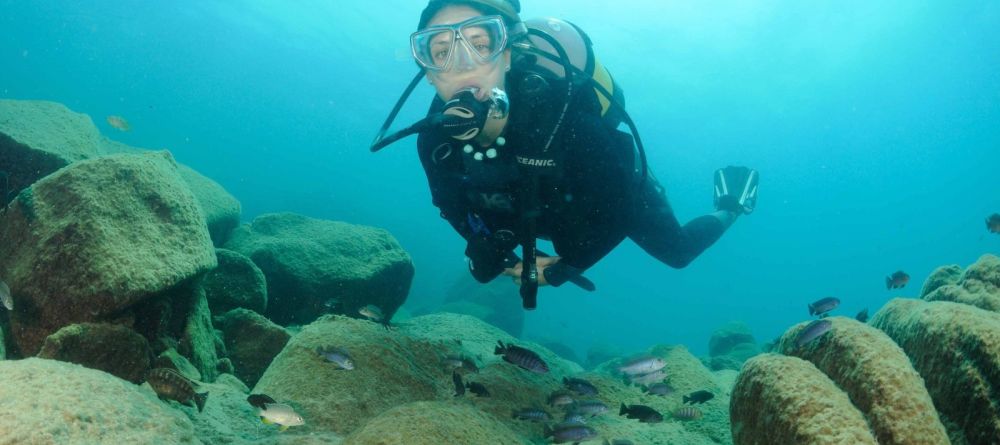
xmin=424 ymin=5 xmax=510 ymax=102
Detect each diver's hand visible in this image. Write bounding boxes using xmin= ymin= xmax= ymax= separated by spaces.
xmin=504 ymin=256 xmax=561 ymax=287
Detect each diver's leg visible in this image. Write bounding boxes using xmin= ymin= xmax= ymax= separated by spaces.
xmin=627 ymin=176 xmax=735 ymax=268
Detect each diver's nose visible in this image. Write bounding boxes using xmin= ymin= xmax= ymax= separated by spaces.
xmin=452 ymin=40 xmax=478 ymax=72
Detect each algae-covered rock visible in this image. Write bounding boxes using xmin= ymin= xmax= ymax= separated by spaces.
xmin=214 ymin=308 xmax=290 ymax=388
xmin=731 ymin=354 xmax=878 ymax=445
xmin=342 ymin=401 xmax=528 ymax=445
xmin=203 ymin=248 xmax=267 ymax=315
xmin=399 ymin=312 xmax=583 ymax=377
xmin=0 ymin=358 xmax=199 ymax=444
xmin=224 ymin=213 xmax=413 ymax=326
xmin=253 ymin=315 xmax=444 ymax=435
xmin=923 ymin=254 xmax=1000 ymax=312
xmin=441 ymin=274 xmax=524 ymax=337
xmin=0 ymin=100 xmax=106 ymax=205
xmin=37 ymin=322 xmax=152 ymax=384
xmin=920 ymin=264 xmax=963 ymax=297
xmin=176 ymin=164 xmax=241 ymax=247
xmin=871 ymin=298 xmax=1000 ymax=445
xmin=177 ymin=284 xmax=226 ymax=383
xmin=0 ymin=151 xmax=217 ymax=355
xmin=154 ymin=347 xmax=203 ymax=382
xmin=777 ymin=316 xmax=948 ymax=444
xmin=708 ymin=322 xmax=760 ymax=371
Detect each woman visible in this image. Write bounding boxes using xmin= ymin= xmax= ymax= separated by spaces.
xmin=409 ymin=0 xmax=758 ymax=296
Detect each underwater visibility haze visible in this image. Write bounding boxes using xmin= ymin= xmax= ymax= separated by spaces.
xmin=1 ymin=1 xmax=999 ymax=444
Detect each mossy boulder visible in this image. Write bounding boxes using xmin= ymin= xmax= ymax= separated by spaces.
xmin=224 ymin=213 xmax=413 ymax=326
xmin=37 ymin=322 xmax=153 ymax=384
xmin=0 ymin=358 xmax=200 ymax=444
xmin=176 ymin=164 xmax=241 ymax=246
xmin=214 ymin=308 xmax=290 ymax=388
xmin=0 ymin=99 xmax=107 ymax=205
xmin=0 ymin=151 xmax=217 ymax=355
xmin=342 ymin=401 xmax=528 ymax=445
xmin=777 ymin=316 xmax=948 ymax=444
xmin=922 ymin=254 xmax=1000 ymax=312
xmin=177 ymin=284 xmax=226 ymax=382
xmin=872 ymin=298 xmax=1000 ymax=444
xmin=707 ymin=321 xmax=760 ymax=371
xmin=731 ymin=354 xmax=878 ymax=445
xmin=441 ymin=275 xmax=525 ymax=337
xmin=252 ymin=315 xmax=444 ymax=435
xmin=920 ymin=264 xmax=964 ymax=297
xmin=203 ymin=248 xmax=267 ymax=315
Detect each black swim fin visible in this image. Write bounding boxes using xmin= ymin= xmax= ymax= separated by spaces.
xmin=714 ymin=166 xmax=759 ymax=214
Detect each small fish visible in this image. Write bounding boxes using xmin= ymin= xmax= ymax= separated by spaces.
xmin=0 ymin=280 xmax=12 ymax=310
xmin=796 ymin=319 xmax=833 ymax=348
xmin=465 ymin=380 xmax=490 ymax=397
xmin=619 ymin=402 xmax=664 ymax=423
xmin=452 ymin=371 xmax=465 ymax=397
xmin=442 ymin=354 xmax=479 ymax=373
xmin=258 ymin=402 xmax=305 ymax=432
xmin=569 ymin=400 xmax=609 ymax=417
xmin=247 ymin=393 xmax=277 ymax=409
xmin=617 ymin=355 xmax=666 ymax=376
xmin=316 ymin=346 xmax=355 ymax=370
xmin=886 ymin=271 xmax=910 ymax=290
xmin=673 ymin=406 xmax=703 ymax=420
xmin=494 ymin=340 xmax=549 ymax=374
xmin=683 ymin=390 xmax=715 ymax=405
xmin=106 ymin=115 xmax=131 ymax=131
xmin=563 ymin=377 xmax=598 ymax=396
xmin=642 ymin=382 xmax=675 ymax=396
xmin=145 ymin=368 xmax=208 ymax=412
xmin=544 ymin=423 xmax=599 ymax=444
xmin=322 ymin=298 xmax=340 ymax=311
xmin=625 ymin=369 xmax=666 ymax=386
xmin=604 ymin=440 xmax=635 ymax=445
xmin=987 ymin=213 xmax=1000 ymax=234
xmin=547 ymin=390 xmax=575 ymax=408
xmin=511 ymin=407 xmax=552 ymax=422
xmin=359 ymin=304 xmax=383 ymax=321
xmin=856 ymin=308 xmax=869 ymax=323
xmin=808 ymin=297 xmax=840 ymax=316
xmin=562 ymin=412 xmax=587 ymax=425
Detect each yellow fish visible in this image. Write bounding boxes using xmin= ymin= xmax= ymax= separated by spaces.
xmin=106 ymin=115 xmax=131 ymax=131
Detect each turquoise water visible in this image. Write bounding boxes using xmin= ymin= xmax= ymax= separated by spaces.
xmin=2 ymin=0 xmax=997 ymax=358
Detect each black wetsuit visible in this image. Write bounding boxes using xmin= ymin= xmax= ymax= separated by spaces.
xmin=417 ymin=72 xmax=728 ymax=286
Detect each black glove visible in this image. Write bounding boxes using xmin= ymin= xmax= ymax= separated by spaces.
xmin=465 ymin=231 xmax=518 ymax=283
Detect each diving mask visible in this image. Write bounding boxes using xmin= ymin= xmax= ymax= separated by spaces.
xmin=411 ymin=15 xmax=508 ymax=72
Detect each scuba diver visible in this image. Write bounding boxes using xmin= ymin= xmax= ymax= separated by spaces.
xmin=371 ymin=0 xmax=759 ymax=309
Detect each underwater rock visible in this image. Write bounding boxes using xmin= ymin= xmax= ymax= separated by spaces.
xmin=0 ymin=99 xmax=107 ymax=206
xmin=708 ymin=322 xmax=760 ymax=371
xmin=342 ymin=401 xmax=528 ymax=445
xmin=585 ymin=342 xmax=622 ymax=370
xmin=871 ymin=298 xmax=1000 ymax=444
xmin=214 ymin=308 xmax=290 ymax=388
xmin=154 ymin=347 xmax=203 ymax=382
xmin=203 ymin=248 xmax=268 ymax=315
xmin=176 ymin=164 xmax=241 ymax=247
xmin=731 ymin=353 xmax=878 ymax=445
xmin=224 ymin=212 xmax=413 ymax=326
xmin=0 ymin=358 xmax=200 ymax=444
xmin=37 ymin=322 xmax=153 ymax=384
xmin=922 ymin=254 xmax=1000 ymax=312
xmin=0 ymin=151 xmax=217 ymax=356
xmin=253 ymin=315 xmax=442 ymax=434
xmin=777 ymin=316 xmax=949 ymax=444
xmin=919 ymin=264 xmax=963 ymax=297
xmin=441 ymin=274 xmax=525 ymax=337
xmin=176 ymin=283 xmax=226 ymax=383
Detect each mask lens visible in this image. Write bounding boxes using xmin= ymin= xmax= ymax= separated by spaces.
xmin=411 ymin=16 xmax=507 ymax=71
